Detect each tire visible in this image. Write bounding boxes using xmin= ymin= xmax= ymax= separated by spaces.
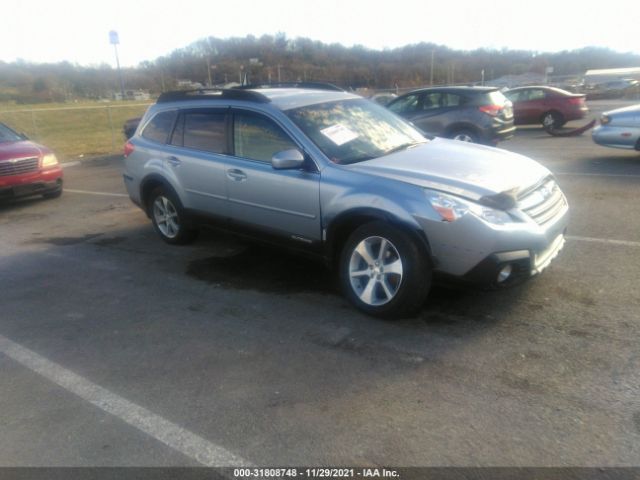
xmin=449 ymin=129 xmax=479 ymax=143
xmin=148 ymin=186 xmax=198 ymax=245
xmin=541 ymin=111 xmax=565 ymax=130
xmin=339 ymin=221 xmax=431 ymax=319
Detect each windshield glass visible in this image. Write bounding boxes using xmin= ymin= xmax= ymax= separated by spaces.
xmin=286 ymin=99 xmax=426 ymax=164
xmin=0 ymin=123 xmax=23 ymax=143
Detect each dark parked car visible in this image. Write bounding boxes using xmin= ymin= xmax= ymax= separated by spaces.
xmin=124 ymin=116 xmax=142 ymax=139
xmin=504 ymin=86 xmax=588 ymax=129
xmin=386 ymin=86 xmax=515 ymax=145
xmin=0 ymin=122 xmax=63 ymax=201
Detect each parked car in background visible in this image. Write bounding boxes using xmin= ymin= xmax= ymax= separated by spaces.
xmin=586 ymin=79 xmax=639 ymax=100
xmin=386 ymin=86 xmax=515 ymax=145
xmin=124 ymin=116 xmax=142 ymax=139
xmin=0 ymin=122 xmax=63 ymax=201
xmin=504 ymin=86 xmax=588 ymax=129
xmin=370 ymin=92 xmax=397 ymax=106
xmin=123 ymin=84 xmax=568 ymax=318
xmin=592 ymin=103 xmax=640 ymax=151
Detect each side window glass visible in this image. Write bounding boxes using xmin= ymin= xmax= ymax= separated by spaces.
xmin=183 ymin=112 xmax=226 ymax=153
xmin=388 ymin=95 xmax=418 ymax=114
xmin=441 ymin=94 xmax=462 ymax=107
xmin=170 ymin=114 xmax=184 ymax=147
xmin=233 ymin=113 xmax=297 ymax=163
xmin=141 ymin=111 xmax=177 ymax=144
xmin=529 ymin=89 xmax=545 ymax=100
xmin=421 ymin=93 xmax=441 ymax=110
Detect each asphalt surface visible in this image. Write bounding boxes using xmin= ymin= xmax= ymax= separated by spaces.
xmin=0 ymin=100 xmax=639 ymax=467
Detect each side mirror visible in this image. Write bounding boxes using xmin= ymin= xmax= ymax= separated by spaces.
xmin=272 ymin=148 xmax=305 ymax=170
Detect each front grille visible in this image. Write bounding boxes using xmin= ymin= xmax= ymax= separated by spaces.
xmin=0 ymin=157 xmax=39 ymax=177
xmin=518 ymin=178 xmax=567 ymax=226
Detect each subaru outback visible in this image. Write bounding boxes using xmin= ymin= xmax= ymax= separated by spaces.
xmin=123 ymin=84 xmax=568 ymax=318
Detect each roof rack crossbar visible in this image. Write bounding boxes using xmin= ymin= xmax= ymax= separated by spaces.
xmin=235 ymin=82 xmax=344 ymax=92
xmin=156 ymin=88 xmax=270 ymax=104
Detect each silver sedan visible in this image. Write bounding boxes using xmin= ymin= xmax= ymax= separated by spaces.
xmin=592 ymin=104 xmax=640 ymax=150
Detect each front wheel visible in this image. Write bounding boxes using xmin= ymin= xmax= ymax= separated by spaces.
xmin=339 ymin=222 xmax=431 ymax=319
xmin=148 ymin=186 xmax=198 ymax=245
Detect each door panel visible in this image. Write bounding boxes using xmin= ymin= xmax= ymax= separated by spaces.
xmin=167 ymin=109 xmax=228 ymax=216
xmin=226 ymin=111 xmax=321 ymax=243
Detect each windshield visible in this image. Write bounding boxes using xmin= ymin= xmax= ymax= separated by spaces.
xmin=286 ymin=99 xmax=426 ymax=164
xmin=0 ymin=123 xmax=23 ymax=143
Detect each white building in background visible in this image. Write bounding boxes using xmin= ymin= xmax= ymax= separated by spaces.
xmin=113 ymin=90 xmax=151 ymax=101
xmin=584 ymin=67 xmax=640 ymax=84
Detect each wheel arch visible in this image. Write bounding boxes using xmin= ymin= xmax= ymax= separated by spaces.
xmin=444 ymin=122 xmax=482 ymax=139
xmin=325 ymin=208 xmax=433 ymax=268
xmin=139 ymin=174 xmax=179 ymax=217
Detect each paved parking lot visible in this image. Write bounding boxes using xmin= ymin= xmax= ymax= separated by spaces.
xmin=1 ymin=100 xmax=639 ymax=467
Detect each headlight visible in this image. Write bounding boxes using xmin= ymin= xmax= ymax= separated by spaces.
xmin=42 ymin=153 xmax=59 ymax=167
xmin=426 ymin=191 xmax=513 ymax=225
xmin=600 ymin=114 xmax=610 ymax=125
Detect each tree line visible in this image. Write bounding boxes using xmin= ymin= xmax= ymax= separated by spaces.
xmin=2 ymin=33 xmax=639 ymax=103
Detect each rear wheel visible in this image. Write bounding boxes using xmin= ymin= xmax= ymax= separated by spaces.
xmin=541 ymin=111 xmax=565 ymax=129
xmin=339 ymin=222 xmax=431 ymax=318
xmin=148 ymin=186 xmax=198 ymax=245
xmin=450 ymin=129 xmax=479 ymax=143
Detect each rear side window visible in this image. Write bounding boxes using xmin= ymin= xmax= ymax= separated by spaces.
xmin=182 ymin=112 xmax=226 ymax=153
xmin=141 ymin=111 xmax=177 ymax=144
xmin=233 ymin=113 xmax=297 ymax=163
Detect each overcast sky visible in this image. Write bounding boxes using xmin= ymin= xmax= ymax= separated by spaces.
xmin=2 ymin=0 xmax=638 ymax=67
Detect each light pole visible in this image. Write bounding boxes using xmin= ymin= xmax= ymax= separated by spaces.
xmin=109 ymin=31 xmax=125 ymax=100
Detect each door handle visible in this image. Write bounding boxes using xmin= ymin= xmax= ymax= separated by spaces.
xmin=226 ymin=169 xmax=247 ymax=182
xmin=167 ymin=156 xmax=181 ymax=167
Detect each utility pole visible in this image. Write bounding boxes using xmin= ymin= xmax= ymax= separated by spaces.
xmin=206 ymin=57 xmax=212 ymax=86
xmin=429 ymin=49 xmax=435 ymax=86
xmin=109 ymin=31 xmax=125 ymax=100
xmin=277 ymin=64 xmax=282 ymax=82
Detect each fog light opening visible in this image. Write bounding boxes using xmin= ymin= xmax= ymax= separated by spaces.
xmin=497 ymin=264 xmax=513 ymax=284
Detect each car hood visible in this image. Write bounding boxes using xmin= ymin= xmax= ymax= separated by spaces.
xmin=346 ymin=138 xmax=551 ymax=203
xmin=0 ymin=140 xmax=46 ymax=162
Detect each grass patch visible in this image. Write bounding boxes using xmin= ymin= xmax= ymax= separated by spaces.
xmin=0 ymin=102 xmax=151 ymax=161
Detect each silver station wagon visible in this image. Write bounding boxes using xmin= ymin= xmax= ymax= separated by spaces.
xmin=123 ymin=84 xmax=569 ymax=318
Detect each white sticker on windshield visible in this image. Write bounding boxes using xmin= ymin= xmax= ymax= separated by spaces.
xmin=320 ymin=124 xmax=359 ymax=146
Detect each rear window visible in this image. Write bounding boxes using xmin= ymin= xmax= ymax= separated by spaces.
xmin=141 ymin=111 xmax=177 ymax=144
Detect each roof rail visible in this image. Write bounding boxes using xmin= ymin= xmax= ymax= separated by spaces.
xmin=156 ymin=88 xmax=270 ymax=104
xmin=236 ymin=82 xmax=344 ymax=92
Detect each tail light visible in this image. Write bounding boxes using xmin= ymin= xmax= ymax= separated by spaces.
xmin=568 ymin=97 xmax=585 ymax=105
xmin=479 ymin=104 xmax=503 ymax=116
xmin=124 ymin=141 xmax=135 ymax=157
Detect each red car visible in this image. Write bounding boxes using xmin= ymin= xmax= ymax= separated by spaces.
xmin=504 ymin=86 xmax=588 ymax=129
xmin=0 ymin=122 xmax=63 ymax=201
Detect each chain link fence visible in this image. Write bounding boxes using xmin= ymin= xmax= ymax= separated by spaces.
xmin=0 ymin=103 xmax=151 ymax=161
